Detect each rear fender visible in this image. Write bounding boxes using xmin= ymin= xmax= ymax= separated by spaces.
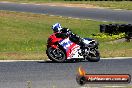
xmin=50 ymin=45 xmax=58 ymax=49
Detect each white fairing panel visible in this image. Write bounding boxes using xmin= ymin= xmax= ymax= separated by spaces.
xmin=83 ymin=38 xmax=93 ymax=45
xmin=67 ymin=45 xmax=83 ymax=59
xmin=59 ymin=38 xmax=83 ymax=59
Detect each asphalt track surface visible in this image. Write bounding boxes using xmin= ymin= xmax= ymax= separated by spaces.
xmin=0 ymin=2 xmax=132 ymax=23
xmin=0 ymin=59 xmax=132 ymax=88
xmin=0 ymin=2 xmax=132 ymax=88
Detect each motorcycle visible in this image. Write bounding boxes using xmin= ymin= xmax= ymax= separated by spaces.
xmin=46 ymin=33 xmax=100 ymax=62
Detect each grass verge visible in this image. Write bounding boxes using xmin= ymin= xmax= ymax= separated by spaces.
xmin=0 ymin=10 xmax=132 ymax=60
xmin=62 ymin=1 xmax=132 ymax=10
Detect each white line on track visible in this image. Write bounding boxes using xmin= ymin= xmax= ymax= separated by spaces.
xmin=0 ymin=1 xmax=11 ymax=3
xmin=0 ymin=57 xmax=131 ymax=62
xmin=103 ymin=86 xmax=126 ymax=88
xmin=77 ymin=87 xmax=99 ymax=88
xmin=114 ymin=9 xmax=124 ymax=11
xmin=102 ymin=57 xmax=132 ymax=59
xmin=0 ymin=60 xmax=46 ymax=62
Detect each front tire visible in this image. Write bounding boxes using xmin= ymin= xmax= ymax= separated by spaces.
xmin=46 ymin=47 xmax=66 ymax=62
xmin=86 ymin=50 xmax=100 ymax=62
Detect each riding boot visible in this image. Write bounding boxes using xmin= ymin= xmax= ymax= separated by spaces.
xmin=79 ymin=41 xmax=86 ymax=55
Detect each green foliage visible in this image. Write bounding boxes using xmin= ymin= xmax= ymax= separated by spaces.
xmin=90 ymin=33 xmax=126 ymax=40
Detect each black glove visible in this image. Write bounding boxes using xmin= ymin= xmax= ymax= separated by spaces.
xmin=69 ymin=33 xmax=81 ymax=43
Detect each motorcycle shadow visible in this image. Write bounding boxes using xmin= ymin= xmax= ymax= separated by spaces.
xmin=38 ymin=59 xmax=90 ymax=63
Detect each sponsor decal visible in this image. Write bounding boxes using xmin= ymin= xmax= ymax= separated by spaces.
xmin=59 ymin=38 xmax=73 ymax=51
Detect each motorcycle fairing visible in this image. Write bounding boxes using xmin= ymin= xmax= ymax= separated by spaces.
xmin=59 ymin=38 xmax=83 ymax=59
xmin=59 ymin=38 xmax=73 ymax=51
xmin=48 ymin=33 xmax=62 ymax=47
xmin=67 ymin=44 xmax=83 ymax=59
xmin=82 ymin=38 xmax=94 ymax=45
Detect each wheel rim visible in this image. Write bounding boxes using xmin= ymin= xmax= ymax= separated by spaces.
xmin=48 ymin=47 xmax=65 ymax=62
xmin=89 ymin=49 xmax=98 ymax=57
xmin=86 ymin=49 xmax=100 ymax=61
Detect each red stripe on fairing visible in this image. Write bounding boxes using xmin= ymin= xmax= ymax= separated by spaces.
xmin=66 ymin=43 xmax=77 ymax=59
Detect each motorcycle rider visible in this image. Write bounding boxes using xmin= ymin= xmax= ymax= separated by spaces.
xmin=52 ymin=23 xmax=86 ymax=54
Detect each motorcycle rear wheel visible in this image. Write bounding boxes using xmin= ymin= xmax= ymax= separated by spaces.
xmin=46 ymin=47 xmax=66 ymax=62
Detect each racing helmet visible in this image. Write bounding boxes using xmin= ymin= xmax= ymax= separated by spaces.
xmin=52 ymin=23 xmax=62 ymax=32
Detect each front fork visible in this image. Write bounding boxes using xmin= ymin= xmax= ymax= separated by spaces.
xmin=81 ymin=47 xmax=97 ymax=58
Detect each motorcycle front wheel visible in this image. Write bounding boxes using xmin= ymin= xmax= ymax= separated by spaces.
xmin=46 ymin=47 xmax=66 ymax=62
xmin=86 ymin=49 xmax=100 ymax=62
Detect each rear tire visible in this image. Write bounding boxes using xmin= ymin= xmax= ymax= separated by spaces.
xmin=46 ymin=47 xmax=66 ymax=62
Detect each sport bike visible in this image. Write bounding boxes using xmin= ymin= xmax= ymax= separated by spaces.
xmin=46 ymin=33 xmax=100 ymax=62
